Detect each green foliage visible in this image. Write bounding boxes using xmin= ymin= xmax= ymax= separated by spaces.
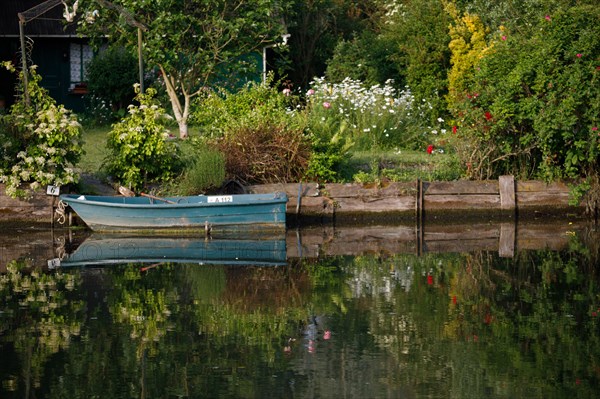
xmin=190 ymin=77 xmax=300 ymax=137
xmin=105 ymin=86 xmax=179 ymax=190
xmin=448 ymin=4 xmax=600 ymax=181
xmin=175 ymin=142 xmax=226 ymax=194
xmin=381 ymin=0 xmax=452 ymax=123
xmin=85 ymin=46 xmax=139 ymax=120
xmin=78 ymin=0 xmax=287 ymax=138
xmin=0 ymin=63 xmax=83 ymax=198
xmin=326 ymin=30 xmax=401 ymax=87
xmin=284 ymin=0 xmax=378 ymax=88
xmin=191 ymin=79 xmax=309 ymax=184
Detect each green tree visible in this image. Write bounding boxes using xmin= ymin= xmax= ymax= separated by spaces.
xmin=78 ymin=0 xmax=286 ymax=138
xmin=86 ymin=46 xmax=139 ymax=114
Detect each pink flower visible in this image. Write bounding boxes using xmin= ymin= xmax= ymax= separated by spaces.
xmin=282 ymin=88 xmax=291 ymax=96
xmin=576 ymin=53 xmax=583 ymax=58
xmin=323 ymin=330 xmax=331 ymax=340
xmin=592 ymin=126 xmax=598 ymax=131
xmin=307 ymin=89 xmax=315 ymax=96
xmin=545 ymin=15 xmax=551 ymax=22
xmin=322 ymin=101 xmax=331 ymax=109
xmin=501 ymin=35 xmax=507 ymax=41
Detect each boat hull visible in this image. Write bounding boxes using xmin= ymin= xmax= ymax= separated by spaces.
xmin=59 ymin=193 xmax=288 ymax=232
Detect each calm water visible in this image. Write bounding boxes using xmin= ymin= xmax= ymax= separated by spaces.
xmin=1 ymin=221 xmax=599 ymax=398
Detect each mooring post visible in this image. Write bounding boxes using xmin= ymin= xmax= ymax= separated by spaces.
xmin=499 ymin=175 xmax=516 ymax=215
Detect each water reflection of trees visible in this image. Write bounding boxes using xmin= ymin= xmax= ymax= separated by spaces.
xmin=320 ymin=239 xmax=600 ymax=398
xmin=0 ymin=260 xmax=83 ymax=397
xmin=1 ymin=232 xmax=599 ymax=397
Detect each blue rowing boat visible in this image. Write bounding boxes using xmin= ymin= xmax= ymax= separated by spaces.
xmin=58 ymin=192 xmax=288 ymax=232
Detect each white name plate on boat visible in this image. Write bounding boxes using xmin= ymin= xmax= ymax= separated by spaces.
xmin=207 ymin=195 xmax=233 ymax=203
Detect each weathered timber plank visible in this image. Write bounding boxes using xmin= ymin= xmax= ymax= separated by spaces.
xmin=424 ymin=194 xmax=500 ymax=210
xmin=499 ymin=175 xmax=516 ymax=211
xmin=250 ymin=183 xmax=320 ymax=197
xmin=324 ymin=182 xmax=416 ymax=198
xmin=516 ymin=191 xmax=571 ymax=206
xmin=516 ymin=180 xmax=571 ymax=192
xmin=425 ymin=180 xmax=499 ymax=195
xmin=334 ymin=196 xmax=415 ymax=213
xmin=286 ymin=196 xmax=334 ymax=216
xmin=0 ymin=185 xmax=54 ymax=221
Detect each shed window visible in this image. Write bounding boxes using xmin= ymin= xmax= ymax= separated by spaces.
xmin=69 ymin=43 xmax=93 ymax=89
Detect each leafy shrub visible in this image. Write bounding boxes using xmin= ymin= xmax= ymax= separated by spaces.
xmin=0 ymin=63 xmax=83 ymax=198
xmin=85 ymin=46 xmax=139 ymax=120
xmin=447 ymin=5 xmax=600 ymax=181
xmin=190 ymin=77 xmax=300 ymax=138
xmin=191 ymin=79 xmax=309 ymax=184
xmin=105 ymin=86 xmax=178 ymax=190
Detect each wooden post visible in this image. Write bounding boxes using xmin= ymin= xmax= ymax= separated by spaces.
xmin=499 ymin=175 xmax=516 ymax=214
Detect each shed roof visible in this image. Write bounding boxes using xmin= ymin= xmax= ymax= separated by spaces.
xmin=0 ymin=0 xmax=79 ymax=37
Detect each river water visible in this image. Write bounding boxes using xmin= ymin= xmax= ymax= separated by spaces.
xmin=1 ymin=220 xmax=599 ymax=398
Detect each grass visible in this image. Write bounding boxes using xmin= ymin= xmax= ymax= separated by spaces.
xmin=345 ymin=149 xmax=463 ymax=183
xmin=79 ymin=125 xmax=110 ymax=175
xmin=77 ymin=126 xmax=460 ymax=188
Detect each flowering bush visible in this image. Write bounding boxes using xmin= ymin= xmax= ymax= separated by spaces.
xmin=0 ymin=62 xmax=83 ymax=198
xmin=105 ymin=86 xmax=178 ymax=190
xmin=447 ymin=5 xmax=600 ymax=182
xmin=306 ymin=77 xmax=435 ymax=151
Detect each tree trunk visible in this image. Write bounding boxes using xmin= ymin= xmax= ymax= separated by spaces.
xmin=178 ymin=120 xmax=189 ymax=139
xmin=159 ymin=65 xmax=190 ymax=139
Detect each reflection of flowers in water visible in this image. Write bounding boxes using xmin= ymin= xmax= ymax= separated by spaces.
xmin=347 ymin=264 xmax=415 ymax=300
xmin=302 ymin=315 xmax=332 ymax=354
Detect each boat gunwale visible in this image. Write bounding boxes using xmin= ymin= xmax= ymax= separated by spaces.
xmin=59 ymin=193 xmax=288 ymax=210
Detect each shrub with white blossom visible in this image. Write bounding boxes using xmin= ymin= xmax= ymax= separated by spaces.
xmin=0 ymin=62 xmax=83 ymax=198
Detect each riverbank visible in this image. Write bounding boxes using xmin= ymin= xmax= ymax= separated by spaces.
xmin=0 ymin=176 xmax=588 ymax=226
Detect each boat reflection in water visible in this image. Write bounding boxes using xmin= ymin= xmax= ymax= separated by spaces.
xmin=53 ymin=234 xmax=287 ymax=268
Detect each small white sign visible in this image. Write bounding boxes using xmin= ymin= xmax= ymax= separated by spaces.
xmin=207 ymin=195 xmax=233 ymax=203
xmin=46 ymin=185 xmax=60 ymax=196
xmin=47 ymin=258 xmax=61 ymax=269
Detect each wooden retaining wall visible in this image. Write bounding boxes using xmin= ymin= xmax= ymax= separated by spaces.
xmin=251 ymin=176 xmax=586 ymax=222
xmin=0 ymin=177 xmax=587 ymax=225
xmin=0 ymin=184 xmax=56 ymax=224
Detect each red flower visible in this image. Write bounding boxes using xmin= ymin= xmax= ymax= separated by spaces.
xmin=484 ymin=111 xmax=493 ymax=121
xmin=452 ymin=125 xmax=457 ymax=134
xmin=452 ymin=296 xmax=457 ymax=305
xmin=427 ymin=275 xmax=433 ymax=285
xmin=501 ymin=35 xmax=507 ymax=41
xmin=576 ymin=53 xmax=582 ymax=58
xmin=427 ymin=145 xmax=435 ymax=154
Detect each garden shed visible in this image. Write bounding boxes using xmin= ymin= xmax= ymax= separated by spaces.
xmin=0 ymin=0 xmax=91 ymax=112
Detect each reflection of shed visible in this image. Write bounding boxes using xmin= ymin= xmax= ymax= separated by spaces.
xmin=0 ymin=0 xmax=91 ymax=112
